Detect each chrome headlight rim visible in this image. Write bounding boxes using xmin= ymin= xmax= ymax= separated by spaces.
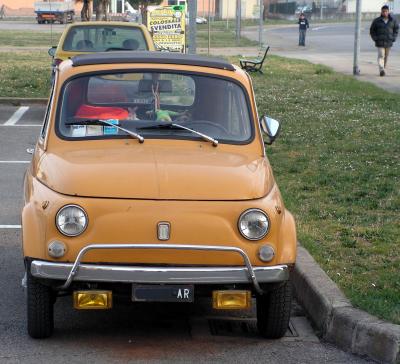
xmin=55 ymin=204 xmax=88 ymax=237
xmin=238 ymin=208 xmax=270 ymax=241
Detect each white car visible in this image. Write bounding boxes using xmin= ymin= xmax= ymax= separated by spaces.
xmin=196 ymin=16 xmax=207 ymax=24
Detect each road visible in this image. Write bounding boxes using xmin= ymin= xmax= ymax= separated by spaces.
xmin=243 ymin=22 xmax=400 ymax=93
xmin=0 ymin=104 xmax=373 ymax=363
xmin=0 ymin=20 xmax=67 ymax=32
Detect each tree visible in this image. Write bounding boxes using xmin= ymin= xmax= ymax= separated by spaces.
xmin=75 ymin=0 xmax=92 ymax=21
xmin=75 ymin=0 xmax=111 ymax=22
xmin=96 ymin=0 xmax=111 ymax=21
xmin=127 ymin=0 xmax=163 ymax=25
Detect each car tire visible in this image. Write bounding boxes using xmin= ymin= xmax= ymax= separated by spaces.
xmin=27 ymin=273 xmax=54 ymax=339
xmin=256 ymin=280 xmax=292 ymax=339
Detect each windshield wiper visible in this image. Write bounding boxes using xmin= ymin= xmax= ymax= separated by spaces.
xmin=138 ymin=122 xmax=218 ymax=147
xmin=66 ymin=119 xmax=144 ymax=143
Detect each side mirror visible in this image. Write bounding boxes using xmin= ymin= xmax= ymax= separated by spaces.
xmin=48 ymin=46 xmax=57 ymax=57
xmin=260 ymin=116 xmax=281 ymax=145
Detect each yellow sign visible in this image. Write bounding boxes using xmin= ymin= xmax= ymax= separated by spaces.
xmin=147 ymin=6 xmax=186 ymax=53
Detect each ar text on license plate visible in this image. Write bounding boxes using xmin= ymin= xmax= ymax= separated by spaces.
xmin=132 ymin=284 xmax=194 ymax=302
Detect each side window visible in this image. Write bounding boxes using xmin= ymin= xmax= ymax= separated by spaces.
xmin=40 ymin=85 xmax=55 ymax=140
xmin=227 ymin=85 xmax=250 ymax=138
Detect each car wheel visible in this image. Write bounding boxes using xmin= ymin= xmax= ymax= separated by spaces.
xmin=256 ymin=280 xmax=292 ymax=339
xmin=27 ymin=273 xmax=54 ymax=339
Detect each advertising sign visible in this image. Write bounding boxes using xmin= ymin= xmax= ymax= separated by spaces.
xmin=147 ymin=5 xmax=186 ymax=53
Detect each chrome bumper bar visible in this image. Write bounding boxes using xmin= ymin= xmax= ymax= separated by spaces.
xmin=30 ymin=244 xmax=290 ymax=294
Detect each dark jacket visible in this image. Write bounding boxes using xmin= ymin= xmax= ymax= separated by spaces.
xmin=298 ymin=18 xmax=309 ymax=30
xmin=370 ymin=14 xmax=399 ymax=48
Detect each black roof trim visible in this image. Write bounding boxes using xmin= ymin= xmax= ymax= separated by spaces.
xmin=71 ymin=51 xmax=235 ymax=71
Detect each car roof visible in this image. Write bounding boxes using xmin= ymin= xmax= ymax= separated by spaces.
xmin=71 ymin=51 xmax=236 ymax=71
xmin=68 ymin=21 xmax=145 ymax=28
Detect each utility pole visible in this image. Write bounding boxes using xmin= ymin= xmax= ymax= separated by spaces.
xmin=259 ymin=0 xmax=263 ymax=48
xmin=188 ymin=0 xmax=197 ymax=54
xmin=353 ymin=0 xmax=362 ymax=75
xmin=236 ymin=0 xmax=241 ymax=45
xmin=208 ymin=0 xmax=211 ymax=55
xmin=226 ymin=0 xmax=229 ymax=30
xmin=320 ymin=0 xmax=323 ymax=20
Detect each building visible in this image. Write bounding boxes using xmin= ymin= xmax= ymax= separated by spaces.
xmin=344 ymin=0 xmax=385 ymax=13
xmin=216 ymin=0 xmax=261 ymax=19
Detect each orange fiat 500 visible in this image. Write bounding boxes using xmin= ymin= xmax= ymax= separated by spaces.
xmin=22 ymin=52 xmax=296 ymax=339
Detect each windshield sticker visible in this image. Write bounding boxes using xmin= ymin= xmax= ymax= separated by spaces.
xmin=71 ymin=125 xmax=86 ymax=137
xmin=103 ymin=119 xmax=119 ymax=135
xmin=86 ymin=125 xmax=103 ymax=136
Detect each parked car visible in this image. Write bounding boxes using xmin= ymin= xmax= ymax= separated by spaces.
xmin=22 ymin=51 xmax=297 ymax=339
xmin=48 ymin=21 xmax=155 ymax=79
xmin=196 ymin=16 xmax=208 ymax=24
xmin=295 ymin=5 xmax=313 ymax=16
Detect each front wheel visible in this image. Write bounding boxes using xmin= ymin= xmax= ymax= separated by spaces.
xmin=27 ymin=273 xmax=54 ymax=338
xmin=256 ymin=280 xmax=292 ymax=339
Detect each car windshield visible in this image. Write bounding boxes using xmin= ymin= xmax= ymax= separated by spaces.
xmin=58 ymin=71 xmax=253 ymax=144
xmin=62 ymin=25 xmax=148 ymax=52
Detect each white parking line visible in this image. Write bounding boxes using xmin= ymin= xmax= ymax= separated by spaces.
xmin=0 ymin=225 xmax=21 ymax=229
xmin=3 ymin=106 xmax=30 ymax=125
xmin=312 ymin=26 xmax=330 ymax=31
xmin=0 ymin=161 xmax=30 ymax=163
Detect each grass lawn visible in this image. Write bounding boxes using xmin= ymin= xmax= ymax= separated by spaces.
xmin=196 ymin=30 xmax=258 ymax=48
xmin=0 ymin=30 xmax=61 ymax=47
xmin=243 ymin=56 xmax=400 ymax=324
xmin=0 ymin=51 xmax=52 ymax=98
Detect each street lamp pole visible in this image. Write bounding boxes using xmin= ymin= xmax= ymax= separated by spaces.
xmin=259 ymin=0 xmax=263 ymax=48
xmin=236 ymin=0 xmax=241 ymax=45
xmin=353 ymin=0 xmax=362 ymax=75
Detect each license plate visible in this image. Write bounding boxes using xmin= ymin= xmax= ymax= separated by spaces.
xmin=132 ymin=284 xmax=194 ymax=303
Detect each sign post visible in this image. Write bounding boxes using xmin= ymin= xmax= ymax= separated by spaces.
xmin=188 ymin=0 xmax=197 ymax=54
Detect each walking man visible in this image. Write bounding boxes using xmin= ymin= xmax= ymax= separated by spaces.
xmin=298 ymin=13 xmax=309 ymax=46
xmin=370 ymin=5 xmax=399 ymax=76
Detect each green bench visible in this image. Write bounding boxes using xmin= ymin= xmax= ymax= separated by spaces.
xmin=239 ymin=46 xmax=270 ymax=74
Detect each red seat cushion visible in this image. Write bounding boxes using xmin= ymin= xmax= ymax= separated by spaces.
xmin=75 ymin=104 xmax=129 ymax=120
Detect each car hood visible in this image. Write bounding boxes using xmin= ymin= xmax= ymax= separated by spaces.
xmin=36 ymin=144 xmax=273 ymax=200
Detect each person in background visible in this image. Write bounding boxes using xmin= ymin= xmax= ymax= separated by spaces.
xmin=370 ymin=5 xmax=399 ymax=76
xmin=298 ymin=13 xmax=309 ymax=46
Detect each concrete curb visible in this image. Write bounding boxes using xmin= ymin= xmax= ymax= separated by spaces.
xmin=0 ymin=97 xmax=48 ymax=105
xmin=293 ymin=246 xmax=400 ymax=363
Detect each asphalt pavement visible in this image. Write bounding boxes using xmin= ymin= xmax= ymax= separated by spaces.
xmin=243 ymin=22 xmax=400 ymax=93
xmin=0 ymin=104 xmax=373 ymax=363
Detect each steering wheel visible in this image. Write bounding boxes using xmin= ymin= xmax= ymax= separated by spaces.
xmin=182 ymin=120 xmax=229 ymax=134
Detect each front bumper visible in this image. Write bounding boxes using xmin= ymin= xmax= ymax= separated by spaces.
xmin=29 ymin=244 xmax=290 ymax=294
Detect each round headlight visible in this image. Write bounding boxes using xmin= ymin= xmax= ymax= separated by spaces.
xmin=238 ymin=209 xmax=270 ymax=241
xmin=56 ymin=204 xmax=88 ymax=237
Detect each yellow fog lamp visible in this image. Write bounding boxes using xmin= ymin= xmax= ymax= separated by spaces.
xmin=73 ymin=291 xmax=112 ymax=310
xmin=212 ymin=290 xmax=251 ymax=310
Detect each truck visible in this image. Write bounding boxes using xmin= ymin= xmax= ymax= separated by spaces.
xmin=34 ymin=0 xmax=74 ymax=24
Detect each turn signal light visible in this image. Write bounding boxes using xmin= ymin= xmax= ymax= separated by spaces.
xmin=73 ymin=291 xmax=112 ymax=310
xmin=212 ymin=290 xmax=251 ymax=310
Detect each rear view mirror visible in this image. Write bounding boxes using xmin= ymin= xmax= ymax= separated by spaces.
xmin=260 ymin=116 xmax=281 ymax=144
xmin=48 ymin=46 xmax=57 ymax=57
xmin=139 ymin=79 xmax=172 ymax=93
